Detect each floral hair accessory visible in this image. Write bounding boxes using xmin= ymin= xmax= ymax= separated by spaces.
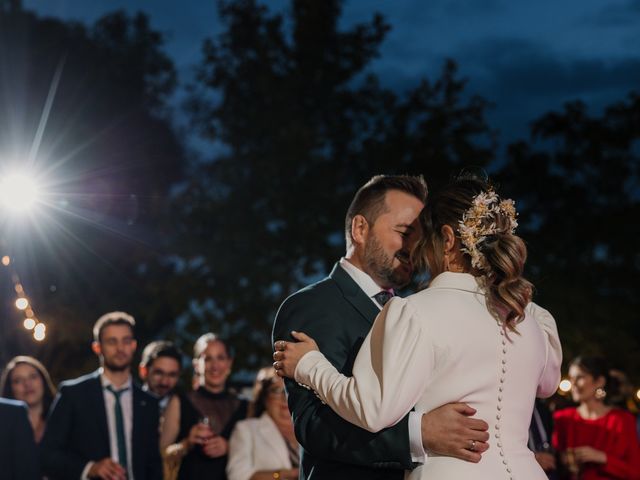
xmin=458 ymin=189 xmax=518 ymax=271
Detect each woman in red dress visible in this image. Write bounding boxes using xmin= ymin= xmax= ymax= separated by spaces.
xmin=553 ymin=356 xmax=640 ymax=479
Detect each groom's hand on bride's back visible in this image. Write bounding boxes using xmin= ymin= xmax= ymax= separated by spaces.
xmin=421 ymin=403 xmax=490 ymax=463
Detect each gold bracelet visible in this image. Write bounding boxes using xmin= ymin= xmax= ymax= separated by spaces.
xmin=272 ymin=472 xmax=281 ymax=479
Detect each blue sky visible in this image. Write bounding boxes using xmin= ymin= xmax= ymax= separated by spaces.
xmin=23 ymin=0 xmax=640 ymax=145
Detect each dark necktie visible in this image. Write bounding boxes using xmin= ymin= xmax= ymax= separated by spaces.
xmin=106 ymin=385 xmax=129 ymax=469
xmin=373 ymin=290 xmax=394 ymax=306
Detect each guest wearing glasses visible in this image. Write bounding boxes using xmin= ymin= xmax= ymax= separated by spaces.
xmin=227 ymin=367 xmax=299 ymax=480
xmin=139 ymin=340 xmax=183 ymax=414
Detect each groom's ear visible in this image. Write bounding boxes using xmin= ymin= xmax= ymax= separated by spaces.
xmin=351 ymin=214 xmax=369 ymax=246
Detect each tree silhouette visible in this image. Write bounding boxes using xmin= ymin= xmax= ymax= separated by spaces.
xmin=0 ymin=3 xmax=187 ymax=380
xmin=497 ymin=95 xmax=640 ymax=381
xmin=177 ymin=0 xmax=495 ymax=370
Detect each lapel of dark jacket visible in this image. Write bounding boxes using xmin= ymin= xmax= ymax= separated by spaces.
xmin=329 ymin=262 xmax=379 ymax=325
xmin=131 ymin=384 xmax=147 ymax=474
xmin=87 ymin=370 xmax=111 ymax=455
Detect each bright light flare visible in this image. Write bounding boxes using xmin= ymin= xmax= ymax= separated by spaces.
xmin=0 ymin=173 xmax=40 ymax=212
xmin=1 ymin=256 xmax=10 ymax=266
xmin=15 ymin=297 xmax=29 ymax=310
xmin=23 ymin=318 xmax=36 ymax=330
xmin=559 ymin=379 xmax=572 ymax=393
xmin=636 ymin=389 xmax=640 ymax=401
xmin=33 ymin=323 xmax=46 ymax=341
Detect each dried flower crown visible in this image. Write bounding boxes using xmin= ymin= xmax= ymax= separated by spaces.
xmin=458 ymin=189 xmax=518 ymax=271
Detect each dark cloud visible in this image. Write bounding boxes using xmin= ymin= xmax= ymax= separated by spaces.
xmin=459 ymin=38 xmax=640 ymax=140
xmin=465 ymin=38 xmax=640 ymax=97
xmin=588 ymin=0 xmax=640 ymax=26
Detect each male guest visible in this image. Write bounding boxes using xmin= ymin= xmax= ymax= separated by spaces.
xmin=41 ymin=311 xmax=162 ymax=480
xmin=529 ymin=398 xmax=557 ymax=479
xmin=272 ymin=175 xmax=489 ymax=480
xmin=138 ymin=340 xmax=182 ymax=413
xmin=0 ymin=397 xmax=40 ymax=480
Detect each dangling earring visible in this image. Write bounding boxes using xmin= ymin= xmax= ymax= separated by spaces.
xmin=595 ymin=387 xmax=607 ymax=400
xmin=443 ymin=253 xmax=450 ymax=272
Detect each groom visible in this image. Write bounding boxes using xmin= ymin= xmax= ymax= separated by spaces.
xmin=272 ymin=175 xmax=490 ymax=480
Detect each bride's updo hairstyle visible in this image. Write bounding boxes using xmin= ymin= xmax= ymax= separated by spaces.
xmin=415 ymin=174 xmax=533 ymax=330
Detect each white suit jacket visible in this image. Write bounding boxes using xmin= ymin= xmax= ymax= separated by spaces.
xmin=295 ymin=272 xmax=562 ymax=480
xmin=227 ymin=413 xmax=293 ymax=480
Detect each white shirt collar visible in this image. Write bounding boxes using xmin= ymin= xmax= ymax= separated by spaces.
xmin=339 ymin=258 xmax=391 ymax=308
xmin=99 ymin=369 xmax=133 ymax=391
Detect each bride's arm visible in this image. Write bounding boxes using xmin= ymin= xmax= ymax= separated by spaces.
xmin=291 ymin=297 xmax=434 ymax=433
xmin=526 ymin=302 xmax=562 ymax=397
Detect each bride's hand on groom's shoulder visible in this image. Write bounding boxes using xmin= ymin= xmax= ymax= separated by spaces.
xmin=273 ymin=331 xmax=319 ymax=378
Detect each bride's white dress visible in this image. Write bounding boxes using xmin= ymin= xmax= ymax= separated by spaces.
xmin=294 ymin=272 xmax=562 ymax=480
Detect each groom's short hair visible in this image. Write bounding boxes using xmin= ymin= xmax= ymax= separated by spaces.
xmin=345 ymin=175 xmax=428 ymax=246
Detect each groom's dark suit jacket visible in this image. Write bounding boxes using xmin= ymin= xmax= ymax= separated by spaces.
xmin=40 ymin=370 xmax=161 ymax=480
xmin=0 ymin=398 xmax=40 ymax=480
xmin=272 ymin=263 xmax=414 ymax=480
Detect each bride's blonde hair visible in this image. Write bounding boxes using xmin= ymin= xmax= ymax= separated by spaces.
xmin=413 ymin=175 xmax=532 ymax=330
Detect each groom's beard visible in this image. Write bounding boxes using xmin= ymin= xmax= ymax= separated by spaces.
xmin=364 ymin=234 xmax=411 ymax=289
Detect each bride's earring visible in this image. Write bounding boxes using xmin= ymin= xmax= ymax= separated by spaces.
xmin=443 ymin=253 xmax=450 ymax=272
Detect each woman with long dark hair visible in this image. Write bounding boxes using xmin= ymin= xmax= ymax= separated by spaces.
xmin=553 ymin=356 xmax=640 ymax=479
xmin=1 ymin=355 xmax=56 ymax=443
xmin=274 ymin=175 xmax=562 ymax=479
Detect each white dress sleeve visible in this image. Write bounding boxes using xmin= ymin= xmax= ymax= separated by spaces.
xmin=294 ymin=297 xmax=434 ymax=433
xmin=526 ymin=302 xmax=562 ymax=398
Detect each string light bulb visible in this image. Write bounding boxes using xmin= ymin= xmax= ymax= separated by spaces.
xmin=558 ymin=379 xmax=572 ymax=393
xmin=15 ymin=297 xmax=29 ymax=310
xmin=23 ymin=318 xmax=36 ymax=330
xmin=1 ymin=256 xmax=10 ymax=266
xmin=33 ymin=323 xmax=46 ymax=341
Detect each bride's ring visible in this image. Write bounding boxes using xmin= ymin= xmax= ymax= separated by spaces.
xmin=469 ymin=440 xmax=477 ymax=452
xmin=276 ymin=340 xmax=286 ymax=351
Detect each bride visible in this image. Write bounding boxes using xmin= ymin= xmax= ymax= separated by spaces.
xmin=273 ymin=175 xmax=562 ymax=479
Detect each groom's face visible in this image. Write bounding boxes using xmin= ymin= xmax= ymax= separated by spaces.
xmin=364 ymin=189 xmax=423 ymax=289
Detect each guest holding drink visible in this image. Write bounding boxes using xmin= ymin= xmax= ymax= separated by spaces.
xmin=0 ymin=356 xmax=56 ymax=444
xmin=553 ymin=356 xmax=640 ymax=479
xmin=227 ymin=367 xmax=299 ymax=480
xmin=161 ymin=333 xmax=248 ymax=480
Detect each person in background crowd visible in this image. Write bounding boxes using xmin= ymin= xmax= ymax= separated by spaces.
xmin=529 ymin=398 xmax=558 ymax=479
xmin=161 ymin=333 xmax=248 ymax=480
xmin=227 ymin=367 xmax=299 ymax=480
xmin=0 ymin=397 xmax=40 ymax=480
xmin=1 ymin=355 xmax=56 ymax=443
xmin=553 ymin=355 xmax=640 ymax=480
xmin=40 ymin=311 xmax=162 ymax=480
xmin=139 ymin=341 xmax=183 ymax=413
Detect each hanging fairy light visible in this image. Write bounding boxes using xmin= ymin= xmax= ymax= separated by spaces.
xmin=23 ymin=318 xmax=36 ymax=330
xmin=1 ymin=251 xmax=48 ymax=342
xmin=33 ymin=323 xmax=46 ymax=341
xmin=15 ymin=297 xmax=29 ymax=310
xmin=558 ymin=379 xmax=572 ymax=394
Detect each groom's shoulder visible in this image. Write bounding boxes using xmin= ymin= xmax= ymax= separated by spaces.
xmin=280 ymin=274 xmax=338 ymax=310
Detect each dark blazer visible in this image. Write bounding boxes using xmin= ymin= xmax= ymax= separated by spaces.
xmin=0 ymin=398 xmax=40 ymax=480
xmin=40 ymin=370 xmax=161 ymax=480
xmin=272 ymin=263 xmax=414 ymax=480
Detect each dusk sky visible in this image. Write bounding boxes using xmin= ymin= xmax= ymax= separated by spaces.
xmin=22 ymin=0 xmax=640 ymax=148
